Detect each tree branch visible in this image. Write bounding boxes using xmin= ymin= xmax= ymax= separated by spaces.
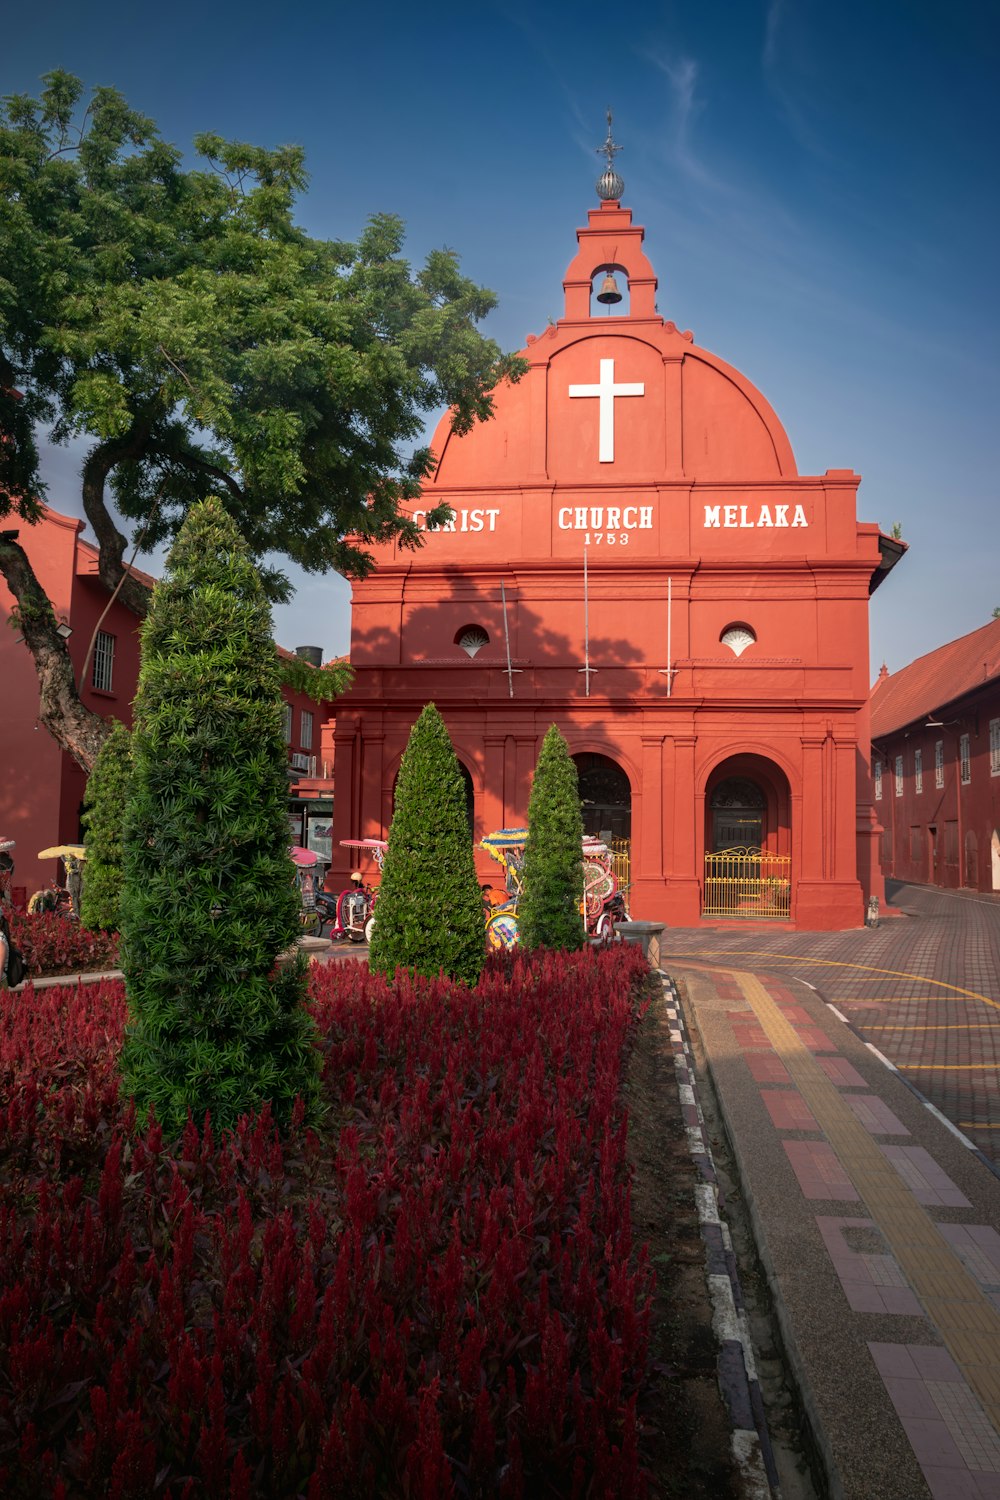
xmin=81 ymin=419 xmax=156 ymax=618
xmin=0 ymin=533 xmax=111 ymax=773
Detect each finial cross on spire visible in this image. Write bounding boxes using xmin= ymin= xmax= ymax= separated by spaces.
xmin=597 ymin=108 xmax=623 ymax=172
xmin=595 ymin=109 xmax=624 ymax=201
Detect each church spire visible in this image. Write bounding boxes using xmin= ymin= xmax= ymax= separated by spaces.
xmin=595 ymin=108 xmax=624 ymax=202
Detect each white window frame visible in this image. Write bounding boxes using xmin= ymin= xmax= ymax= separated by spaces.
xmin=895 ymin=754 xmax=904 ymax=796
xmin=283 ymin=702 xmax=293 ymax=744
xmin=874 ymin=760 xmax=882 ymax=801
xmin=91 ymin=630 xmax=115 ymax=692
xmin=960 ymin=733 xmax=971 ymax=785
xmin=301 ymin=708 xmax=314 ymax=751
xmin=914 ymin=748 xmax=923 ymax=795
xmin=935 ymin=740 xmax=944 ymax=789
xmin=990 ymin=718 xmax=1000 ymax=777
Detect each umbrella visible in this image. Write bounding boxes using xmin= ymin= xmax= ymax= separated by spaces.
xmin=289 ymin=846 xmax=319 ymax=868
xmin=38 ymin=844 xmax=87 ymax=862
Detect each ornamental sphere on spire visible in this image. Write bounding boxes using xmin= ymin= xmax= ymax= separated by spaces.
xmin=595 ymin=108 xmax=624 ymax=200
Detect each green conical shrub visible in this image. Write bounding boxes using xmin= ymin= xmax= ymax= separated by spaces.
xmin=119 ymin=498 xmax=320 ymax=1135
xmin=80 ymin=721 xmax=132 ymax=931
xmin=518 ymin=725 xmax=586 ymax=951
xmin=368 ymin=703 xmax=485 ymax=987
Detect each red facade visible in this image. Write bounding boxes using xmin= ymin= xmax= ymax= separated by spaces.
xmin=332 ymin=196 xmax=900 ymax=929
xmin=0 ymin=505 xmax=332 ymax=901
xmin=871 ymin=618 xmax=1000 ymax=893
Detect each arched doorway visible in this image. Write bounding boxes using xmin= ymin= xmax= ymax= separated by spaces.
xmin=574 ymin=753 xmax=631 ymax=889
xmin=703 ymin=758 xmax=791 ymax=919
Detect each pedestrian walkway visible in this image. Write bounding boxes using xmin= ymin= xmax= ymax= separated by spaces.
xmin=664 ymin=881 xmax=1000 ymax=1166
xmin=666 ymin=883 xmax=1000 ymax=1499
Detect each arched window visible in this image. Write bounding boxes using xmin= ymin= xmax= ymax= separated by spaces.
xmin=720 ymin=623 xmax=756 ymax=657
xmin=573 ymin=753 xmax=631 ymax=840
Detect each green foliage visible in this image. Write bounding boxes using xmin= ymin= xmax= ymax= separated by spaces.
xmin=518 ymin=726 xmax=586 ymax=952
xmin=80 ymin=721 xmax=132 ymax=930
xmin=278 ymin=654 xmax=353 ymax=704
xmin=118 ymin=498 xmax=320 ymax=1135
xmin=369 ymin=704 xmax=484 ymax=988
xmin=0 ymin=71 xmax=524 ymax=585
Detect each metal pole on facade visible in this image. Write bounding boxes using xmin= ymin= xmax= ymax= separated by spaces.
xmin=578 ymin=542 xmax=593 ymax=696
xmin=500 ymin=581 xmax=520 ymax=698
xmin=659 ymin=575 xmax=674 ymax=693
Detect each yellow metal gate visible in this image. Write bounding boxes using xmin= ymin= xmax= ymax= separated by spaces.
xmin=608 ymin=837 xmax=630 ymax=892
xmin=703 ymin=848 xmax=791 ymax=918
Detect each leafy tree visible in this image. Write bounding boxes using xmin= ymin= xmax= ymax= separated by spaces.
xmin=80 ymin=720 xmax=131 ymax=930
xmin=369 ymin=703 xmax=484 ymax=987
xmin=119 ymin=497 xmax=320 ymax=1136
xmin=0 ymin=71 xmax=522 ymax=770
xmin=518 ymin=726 xmax=586 ymax=951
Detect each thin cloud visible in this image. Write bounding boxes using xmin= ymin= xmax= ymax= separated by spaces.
xmin=760 ymin=0 xmax=841 ymax=165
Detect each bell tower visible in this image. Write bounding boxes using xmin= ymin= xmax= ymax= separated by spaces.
xmin=561 ymin=112 xmax=660 ymax=324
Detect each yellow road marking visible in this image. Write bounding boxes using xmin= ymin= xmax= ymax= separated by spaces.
xmin=671 ymin=950 xmax=1000 ymax=1013
xmin=898 ymin=1064 xmax=1000 ymax=1071
xmin=729 ymin=970 xmax=1000 ymax=1429
xmin=959 ymin=1123 xmax=1000 ymax=1129
xmin=861 ymin=1024 xmax=1000 ymax=1032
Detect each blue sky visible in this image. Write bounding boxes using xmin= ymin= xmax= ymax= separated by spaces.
xmin=5 ymin=0 xmax=998 ymax=673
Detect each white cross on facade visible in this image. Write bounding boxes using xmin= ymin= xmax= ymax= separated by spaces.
xmin=568 ymin=357 xmax=645 ymax=463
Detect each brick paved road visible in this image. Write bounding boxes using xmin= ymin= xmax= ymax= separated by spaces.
xmin=662 ymin=881 xmax=1000 ymax=1166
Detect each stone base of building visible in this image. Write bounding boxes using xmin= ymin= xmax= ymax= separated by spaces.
xmin=792 ymin=880 xmax=865 ymax=932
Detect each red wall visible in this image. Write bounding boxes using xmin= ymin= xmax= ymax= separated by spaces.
xmin=332 ymin=199 xmax=892 ymax=929
xmin=874 ymin=686 xmax=1000 ymax=893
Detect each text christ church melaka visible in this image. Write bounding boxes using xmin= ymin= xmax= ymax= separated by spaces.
xmin=330 ymin=129 xmax=900 ymax=930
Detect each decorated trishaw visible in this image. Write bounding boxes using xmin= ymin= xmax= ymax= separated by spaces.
xmin=480 ymin=828 xmax=629 ymax=949
xmin=289 ymin=846 xmax=328 ymax=936
xmin=328 ymin=838 xmax=386 ymax=943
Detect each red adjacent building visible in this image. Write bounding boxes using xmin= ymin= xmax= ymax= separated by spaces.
xmin=331 ymin=171 xmax=902 ymax=929
xmin=870 ymin=618 xmax=1000 ymax=893
xmin=0 ymin=505 xmax=334 ymax=902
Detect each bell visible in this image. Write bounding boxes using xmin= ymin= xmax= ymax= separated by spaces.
xmin=596 ymin=272 xmax=623 ymax=305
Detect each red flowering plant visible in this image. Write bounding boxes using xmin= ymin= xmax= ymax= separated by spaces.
xmin=0 ymin=944 xmax=654 ymax=1497
xmin=7 ymin=911 xmax=120 ymax=979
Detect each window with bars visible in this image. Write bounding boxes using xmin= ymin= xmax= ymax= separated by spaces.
xmin=935 ymin=740 xmax=944 ymax=789
xmin=874 ymin=760 xmax=883 ymax=801
xmin=894 ymin=754 xmax=904 ymax=796
xmin=301 ymin=709 xmax=313 ymax=751
xmin=960 ymin=734 xmax=971 ymax=785
xmin=990 ymin=718 xmax=1000 ymax=777
xmin=91 ymin=631 xmax=115 ymax=692
xmin=914 ymin=748 xmax=923 ymax=794
xmin=283 ymin=703 xmax=292 ymax=743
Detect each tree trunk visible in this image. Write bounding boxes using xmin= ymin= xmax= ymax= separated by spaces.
xmin=0 ymin=533 xmax=112 ymax=773
xmin=82 ymin=424 xmax=156 ymax=619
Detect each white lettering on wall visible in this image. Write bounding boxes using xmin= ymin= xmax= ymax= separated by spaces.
xmin=410 ymin=509 xmax=500 ymax=533
xmin=557 ymin=505 xmax=653 ymax=531
xmin=703 ymin=503 xmax=809 ymax=529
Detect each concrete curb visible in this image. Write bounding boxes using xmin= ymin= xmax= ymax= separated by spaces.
xmin=659 ymin=971 xmax=779 ymax=1500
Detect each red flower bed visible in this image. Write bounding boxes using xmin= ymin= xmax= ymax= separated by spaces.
xmin=7 ymin=912 xmax=120 ymax=979
xmin=0 ymin=946 xmax=652 ymax=1497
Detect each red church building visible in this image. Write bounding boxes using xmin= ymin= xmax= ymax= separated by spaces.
xmin=331 ymin=151 xmax=904 ymax=929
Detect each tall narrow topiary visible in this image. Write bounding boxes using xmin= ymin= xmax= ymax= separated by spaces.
xmin=80 ymin=721 xmax=132 ymax=931
xmin=119 ymin=498 xmax=320 ymax=1136
xmin=368 ymin=703 xmax=485 ymax=987
xmin=518 ymin=725 xmax=586 ymax=951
